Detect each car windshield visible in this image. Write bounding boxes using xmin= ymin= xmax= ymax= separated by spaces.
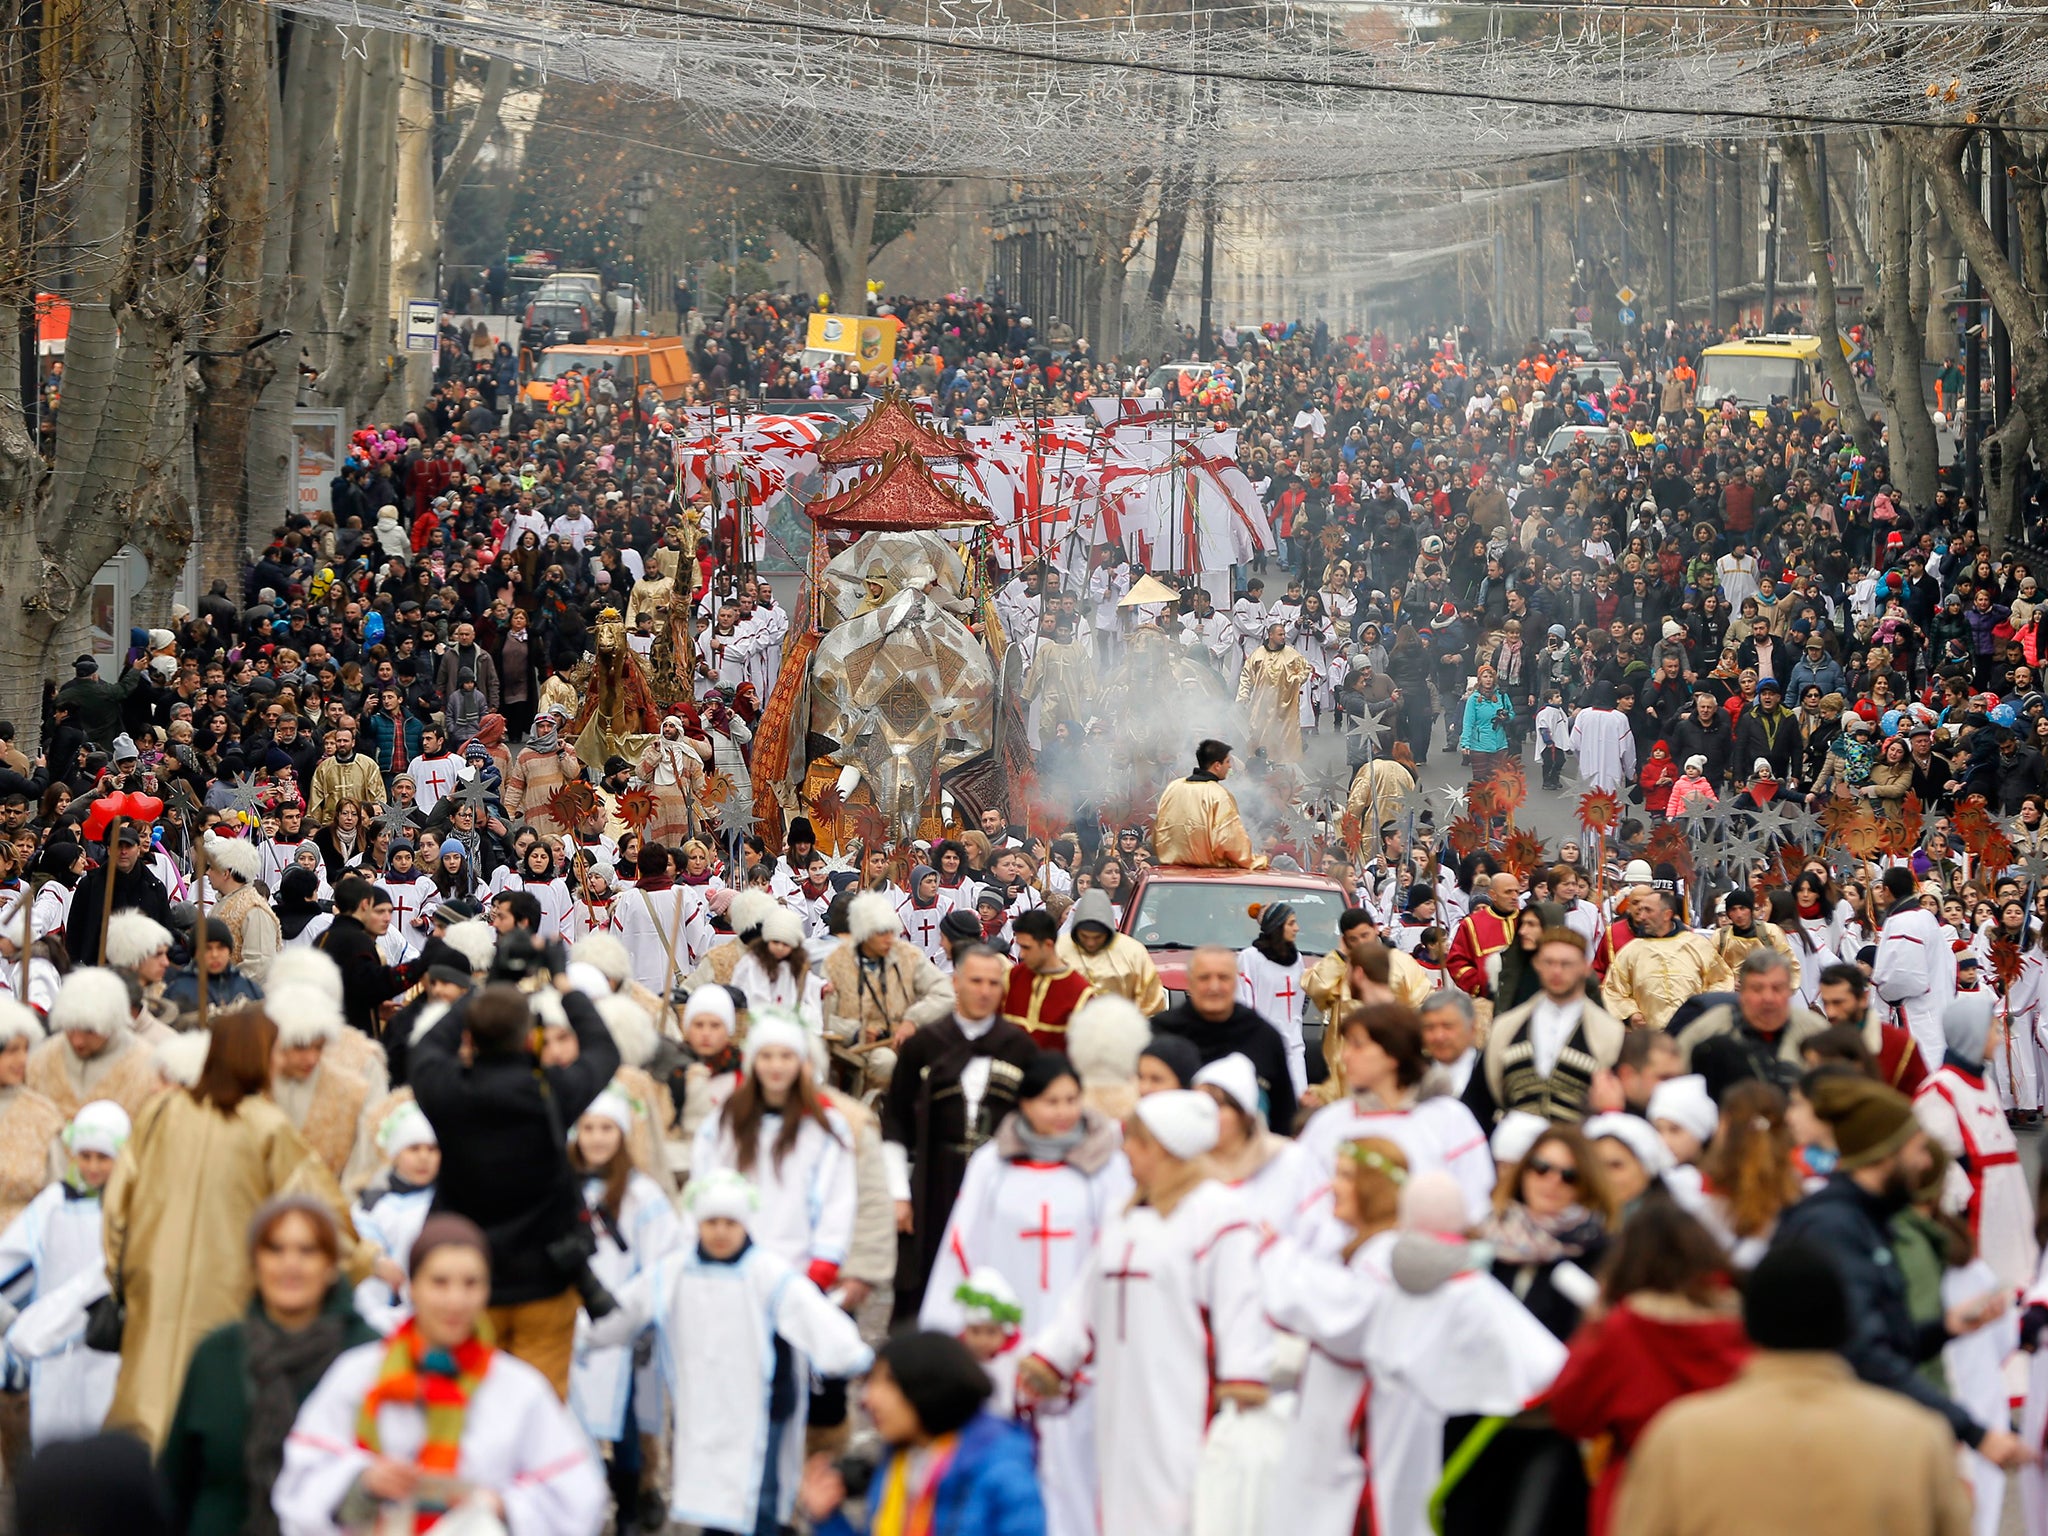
xmin=529 ymin=303 xmax=583 ymax=323
xmin=1543 ymin=428 xmax=1617 ymax=457
xmin=1697 ymin=354 xmax=1801 ymax=409
xmin=1127 ymin=882 xmax=1343 ymax=954
xmin=533 ymin=351 xmax=605 ymax=380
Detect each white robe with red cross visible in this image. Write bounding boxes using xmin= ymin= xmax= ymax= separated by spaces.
xmin=1026 ymin=1179 xmax=1273 ymax=1536
xmin=1237 ymin=946 xmax=1308 ymax=1095
xmin=1915 ymin=1061 xmax=2040 ymax=1295
xmin=919 ymin=1143 xmax=1134 ymax=1536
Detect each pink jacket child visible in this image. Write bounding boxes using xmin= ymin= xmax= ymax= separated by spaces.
xmin=1666 ymin=756 xmax=1720 ymax=818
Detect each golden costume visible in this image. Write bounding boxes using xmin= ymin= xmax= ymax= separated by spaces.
xmin=1237 ymin=642 xmax=1314 ymax=765
xmin=1345 ymin=758 xmax=1416 ymax=832
xmin=1715 ymin=920 xmax=1802 ymax=991
xmin=1305 ymin=946 xmax=1434 ymax=1090
xmin=1055 ymin=932 xmax=1168 ymax=1016
xmin=1602 ymin=930 xmax=1733 ymax=1032
xmin=102 ymin=1090 xmax=369 ymax=1448
xmin=1023 ymin=635 xmax=1099 ymax=728
xmin=1152 ymin=774 xmax=1255 ymax=868
xmin=272 ymin=1060 xmax=370 ymax=1181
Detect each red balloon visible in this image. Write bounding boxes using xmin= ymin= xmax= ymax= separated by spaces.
xmin=81 ymin=800 xmax=117 ymax=843
xmin=124 ymin=794 xmax=163 ymax=824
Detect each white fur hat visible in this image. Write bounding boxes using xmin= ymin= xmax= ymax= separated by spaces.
xmin=50 ymin=968 xmax=132 ymax=1037
xmin=103 ymin=911 xmax=173 ymax=969
xmin=0 ymin=998 xmax=43 ymax=1047
xmin=1647 ymin=1074 xmax=1719 ymax=1147
xmin=1134 ymin=1089 xmax=1219 ymax=1160
xmin=1398 ymin=1170 xmax=1470 ymax=1236
xmin=268 ymin=982 xmax=342 ymax=1047
xmin=594 ymin=993 xmax=658 ymax=1068
xmin=580 ymin=1086 xmax=635 ymax=1139
xmin=687 ymin=1167 xmax=758 ymax=1226
xmin=571 ymin=932 xmax=631 ymax=985
xmin=728 ymin=888 xmax=778 ymax=941
xmin=741 ymin=1008 xmax=810 ymax=1072
xmin=760 ymin=906 xmax=805 ymax=949
xmin=65 ymin=1100 xmax=131 ymax=1160
xmin=265 ymin=946 xmax=342 ymax=995
xmin=441 ymin=920 xmax=497 ymax=974
xmin=681 ymin=986 xmax=736 ymax=1034
xmin=1620 ymin=859 xmax=1654 ymax=885
xmin=1066 ymin=995 xmax=1149 ymax=1087
xmin=204 ymin=833 xmax=262 ymax=884
xmin=847 ymin=891 xmax=901 ymax=944
xmin=1192 ymin=1052 xmax=1263 ymax=1125
xmin=377 ymin=1100 xmax=437 ymax=1158
xmin=563 ymin=961 xmax=612 ymax=1000
xmin=1489 ymin=1110 xmax=1549 ymax=1167
xmin=153 ymin=1029 xmax=212 ymax=1088
xmin=1583 ymin=1112 xmax=1674 ymax=1177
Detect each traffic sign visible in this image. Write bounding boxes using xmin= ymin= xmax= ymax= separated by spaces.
xmin=404 ymin=298 xmax=440 ymax=352
xmin=1615 ymin=285 xmax=1637 ymax=307
xmin=1617 ymin=305 xmax=1637 ymax=326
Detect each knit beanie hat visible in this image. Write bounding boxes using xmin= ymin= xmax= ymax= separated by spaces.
xmin=1809 ymin=1074 xmax=1919 ymax=1171
xmin=1742 ymin=1240 xmax=1850 ymax=1350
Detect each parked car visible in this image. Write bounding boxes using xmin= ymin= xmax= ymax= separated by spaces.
xmin=1544 ymin=326 xmax=1600 ymax=359
xmin=520 ymin=297 xmax=597 ymax=349
xmin=1540 ymin=424 xmax=1625 ymax=460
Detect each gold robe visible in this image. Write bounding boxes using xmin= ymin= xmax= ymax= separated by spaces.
xmin=1152 ymin=775 xmax=1254 ymax=869
xmin=103 ymin=1090 xmax=369 ymax=1448
xmin=1346 ymin=759 xmax=1416 ymax=834
xmin=1602 ymin=931 xmax=1732 ymax=1032
xmin=1023 ymin=636 xmax=1098 ymax=727
xmin=1715 ymin=921 xmax=1802 ymax=991
xmin=1305 ymin=946 xmax=1434 ymax=1090
xmin=0 ymin=1086 xmax=64 ymax=1230
xmin=1055 ymin=932 xmax=1168 ymax=1016
xmin=273 ymin=1061 xmax=370 ymax=1182
xmin=1237 ymin=643 xmax=1313 ymax=765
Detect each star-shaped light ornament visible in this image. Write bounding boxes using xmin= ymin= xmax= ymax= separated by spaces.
xmin=704 ymin=794 xmax=760 ymax=840
xmin=1778 ymin=804 xmax=1824 ymax=851
xmin=1675 ymin=796 xmax=1720 ymax=840
xmin=447 ymin=769 xmax=495 ymax=819
xmin=222 ymin=773 xmax=271 ymax=818
xmin=371 ymin=801 xmax=418 ymax=842
xmin=1345 ymin=700 xmax=1391 ymax=754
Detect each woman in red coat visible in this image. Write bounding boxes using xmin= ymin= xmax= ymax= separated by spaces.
xmin=1543 ymin=1198 xmax=1752 ymax=1536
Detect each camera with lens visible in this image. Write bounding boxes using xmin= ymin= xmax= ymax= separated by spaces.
xmin=834 ymin=1444 xmax=882 ymax=1502
xmin=545 ymin=1211 xmax=618 ymax=1320
xmin=489 ymin=929 xmax=569 ymax=989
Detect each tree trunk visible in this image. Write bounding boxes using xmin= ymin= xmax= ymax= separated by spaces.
xmin=390 ymin=35 xmax=436 ymax=412
xmin=1780 ymin=133 xmax=1876 ymax=452
xmin=247 ymin=20 xmax=305 ymax=542
xmin=813 ymin=170 xmax=878 ymax=311
xmin=1875 ymin=131 xmax=1939 ymax=509
xmin=324 ymin=30 xmax=397 ymax=420
xmin=192 ymin=0 xmax=276 ymax=589
xmin=1918 ymin=127 xmax=2048 ymax=551
xmin=284 ymin=27 xmax=340 ymax=388
xmin=435 ymin=55 xmax=512 ymax=223
xmin=324 ymin=43 xmax=365 ymax=368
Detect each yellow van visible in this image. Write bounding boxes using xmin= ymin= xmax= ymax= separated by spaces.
xmin=1695 ymin=334 xmax=1857 ymax=425
xmin=523 ymin=337 xmax=693 ymax=408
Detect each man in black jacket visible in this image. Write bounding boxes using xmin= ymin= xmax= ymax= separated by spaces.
xmin=1771 ymin=1073 xmax=2027 ymax=1469
xmin=1151 ymin=945 xmax=1299 ymax=1134
xmin=318 ymin=876 xmax=428 ymax=1038
xmin=412 ymin=969 xmax=619 ymax=1399
xmin=67 ymin=822 xmax=172 ymax=968
xmin=1670 ymin=690 xmax=1737 ymax=790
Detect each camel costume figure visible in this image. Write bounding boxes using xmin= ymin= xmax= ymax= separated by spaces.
xmin=200 ymin=833 xmax=281 ymax=987
xmin=28 ymin=968 xmax=161 ymax=1123
xmin=1066 ymin=994 xmax=1150 ymax=1124
xmin=571 ymin=607 xmax=665 ymax=773
xmin=634 ymin=712 xmax=708 ymax=848
xmin=102 ymin=911 xmax=179 ymax=1037
xmin=572 ymin=931 xmax=672 ymax=1037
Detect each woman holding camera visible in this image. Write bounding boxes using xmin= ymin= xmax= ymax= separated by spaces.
xmin=1458 ymin=662 xmax=1517 ymax=792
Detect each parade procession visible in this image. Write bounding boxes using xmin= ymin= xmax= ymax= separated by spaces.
xmin=11 ymin=0 xmax=2048 ymax=1527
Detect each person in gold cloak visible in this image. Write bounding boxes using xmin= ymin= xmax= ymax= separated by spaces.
xmin=1152 ymin=739 xmax=1255 ymax=869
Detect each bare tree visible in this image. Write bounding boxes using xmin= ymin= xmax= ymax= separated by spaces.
xmin=1779 ymin=133 xmax=1876 ymax=452
xmin=1871 ymin=131 xmax=1940 ymax=508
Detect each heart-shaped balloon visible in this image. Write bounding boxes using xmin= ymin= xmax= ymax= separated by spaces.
xmin=123 ymin=793 xmax=163 ymax=824
xmin=82 ymin=798 xmax=122 ymax=843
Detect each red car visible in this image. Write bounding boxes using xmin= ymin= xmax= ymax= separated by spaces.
xmin=1119 ymin=864 xmax=1350 ymax=1004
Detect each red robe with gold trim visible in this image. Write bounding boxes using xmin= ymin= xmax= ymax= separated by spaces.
xmin=1001 ymin=964 xmax=1099 ymax=1050
xmin=1593 ymin=918 xmax=1636 ymax=981
xmin=1446 ymin=903 xmax=1517 ymax=998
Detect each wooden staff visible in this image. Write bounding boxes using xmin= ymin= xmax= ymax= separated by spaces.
xmin=192 ymin=832 xmax=210 ymax=1029
xmin=17 ymin=875 xmax=39 ymax=1005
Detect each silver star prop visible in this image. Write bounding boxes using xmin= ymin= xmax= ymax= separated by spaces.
xmin=2022 ymin=854 xmax=2048 ymax=887
xmin=704 ymin=794 xmax=760 ymax=840
xmin=371 ymin=801 xmax=417 ymax=842
xmin=1427 ymin=783 xmax=1469 ymax=824
xmin=1828 ymin=847 xmax=1863 ymax=882
xmin=1717 ymin=830 xmax=1769 ymax=879
xmin=1675 ymin=797 xmax=1720 ymax=840
xmin=1747 ymin=801 xmax=1793 ymax=848
xmin=447 ymin=768 xmax=495 ymax=819
xmin=1345 ymin=700 xmax=1391 ymax=754
xmin=1301 ymin=740 xmax=1355 ymax=809
xmin=221 ymin=773 xmax=270 ymax=818
xmin=1778 ymin=804 xmax=1824 ymax=851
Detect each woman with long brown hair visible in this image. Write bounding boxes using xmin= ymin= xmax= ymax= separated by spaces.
xmin=1480 ymin=1124 xmax=1615 ymax=1340
xmin=101 ymin=1004 xmax=376 ymax=1449
xmin=688 ymin=1009 xmax=853 ymax=1290
xmin=1695 ymin=1079 xmax=1803 ymax=1267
